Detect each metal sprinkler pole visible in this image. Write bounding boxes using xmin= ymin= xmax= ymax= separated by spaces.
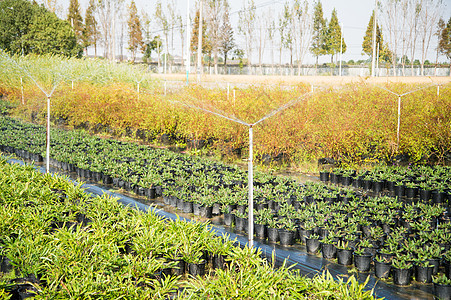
xmin=248 ymin=125 xmax=254 ymax=247
xmin=20 ymin=77 xmax=24 ymax=105
xmin=46 ymin=96 xmax=50 ymax=173
xmin=397 ymin=96 xmax=401 ymax=151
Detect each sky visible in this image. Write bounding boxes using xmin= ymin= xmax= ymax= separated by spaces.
xmin=50 ymin=0 xmax=451 ymax=64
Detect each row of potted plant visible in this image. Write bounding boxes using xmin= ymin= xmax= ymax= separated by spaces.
xmin=322 ymin=166 xmax=451 ymax=203
xmin=0 ymin=156 xmax=377 ymax=299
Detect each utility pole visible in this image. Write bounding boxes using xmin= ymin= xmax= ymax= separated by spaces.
xmin=371 ymin=0 xmax=377 ymax=77
xmin=186 ymin=0 xmax=191 ymax=85
xmin=197 ymin=0 xmax=203 ymax=83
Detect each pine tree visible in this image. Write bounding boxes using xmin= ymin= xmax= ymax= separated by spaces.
xmin=83 ymin=0 xmax=98 ymax=56
xmin=326 ymin=8 xmax=346 ymax=64
xmin=220 ymin=0 xmax=234 ymax=71
xmin=127 ymin=0 xmax=143 ymax=62
xmin=362 ymin=10 xmax=383 ymax=60
xmin=67 ymin=0 xmax=83 ymax=46
xmin=310 ymin=0 xmax=327 ymax=66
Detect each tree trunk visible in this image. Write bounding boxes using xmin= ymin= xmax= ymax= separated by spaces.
xmin=224 ymin=54 xmax=227 ymax=75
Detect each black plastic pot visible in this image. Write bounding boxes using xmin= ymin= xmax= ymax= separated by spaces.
xmin=223 ymin=213 xmax=234 ymax=226
xmin=354 ymin=252 xmax=372 ymax=272
xmin=374 ymin=260 xmax=392 ymax=279
xmin=298 ymin=229 xmax=311 ymax=244
xmin=0 ymin=256 xmax=12 ymax=273
xmin=305 ymin=237 xmax=320 ymax=254
xmin=373 ymin=181 xmax=384 ymax=194
xmin=235 ymin=217 xmax=247 ymax=232
xmin=176 ymin=197 xmax=184 ymax=210
xmin=414 ymin=264 xmax=433 ymax=283
xmin=419 ymin=189 xmax=432 ymax=201
xmin=363 ymin=179 xmax=372 ymax=191
xmin=145 ymin=187 xmax=156 ymax=199
xmin=394 ymin=185 xmax=405 ymax=198
xmin=392 ymin=267 xmax=412 ymax=286
xmin=319 ymin=171 xmax=330 ymax=182
xmin=268 ymin=227 xmax=279 ymax=243
xmin=193 ymin=203 xmax=201 ymax=215
xmin=341 ymin=176 xmax=352 ymax=186
xmin=427 ymin=258 xmax=440 ymax=275
xmin=445 ymin=260 xmax=451 ymax=279
xmin=254 ymin=223 xmax=267 ymax=240
xmin=279 ymin=229 xmax=295 ymax=246
xmin=434 ymin=282 xmax=451 ymax=300
xmin=199 ymin=206 xmax=213 ymax=218
xmin=213 ymin=254 xmax=227 ymax=270
xmin=321 ymin=243 xmax=337 ymax=259
xmin=337 ymin=248 xmax=353 ymax=265
xmin=182 ymin=201 xmax=193 ymax=214
xmin=405 ymin=187 xmax=418 ymax=199
xmin=188 ymin=260 xmax=206 ymax=276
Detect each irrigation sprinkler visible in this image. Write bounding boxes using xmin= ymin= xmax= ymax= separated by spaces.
xmin=1 ymin=53 xmax=64 ymax=173
xmin=376 ymin=84 xmax=437 ymax=151
xmin=166 ymin=90 xmax=313 ymax=247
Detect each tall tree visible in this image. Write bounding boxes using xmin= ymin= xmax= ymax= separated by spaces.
xmin=310 ymin=0 xmax=327 ymax=68
xmin=381 ymin=0 xmax=401 ymax=75
xmin=438 ymin=17 xmax=451 ymax=74
xmin=408 ymin=0 xmax=421 ymax=74
xmin=127 ymin=0 xmax=143 ymax=62
xmin=220 ymin=0 xmax=235 ymax=73
xmin=293 ymin=0 xmax=312 ymax=76
xmin=362 ymin=10 xmax=384 ymax=62
xmin=67 ymin=0 xmax=83 ymax=46
xmin=417 ymin=0 xmax=442 ymax=75
xmin=282 ymin=2 xmax=294 ymax=74
xmin=190 ymin=8 xmax=210 ymax=70
xmin=238 ymin=0 xmax=256 ymax=75
xmin=325 ymin=8 xmax=346 ymax=64
xmin=267 ymin=16 xmax=276 ymax=73
xmin=83 ymin=0 xmax=98 ymax=56
xmin=206 ymin=0 xmax=224 ymax=75
xmin=96 ymin=0 xmax=124 ymax=60
xmin=177 ymin=15 xmax=185 ymax=67
xmin=154 ymin=1 xmax=169 ymax=72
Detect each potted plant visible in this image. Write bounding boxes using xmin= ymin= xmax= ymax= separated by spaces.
xmin=433 ymin=274 xmax=451 ymax=300
xmin=413 ymin=257 xmax=434 ymax=284
xmin=305 ymin=233 xmax=321 ymax=254
xmin=267 ymin=219 xmax=279 ymax=243
xmin=374 ymin=255 xmax=392 ymax=279
xmin=320 ymin=235 xmax=337 ymax=259
xmin=353 ymin=247 xmax=372 ymax=273
xmin=336 ymin=240 xmax=353 ymax=266
xmin=278 ymin=218 xmax=297 ymax=246
xmin=254 ymin=208 xmax=271 ymax=240
xmin=392 ymin=255 xmax=413 ymax=286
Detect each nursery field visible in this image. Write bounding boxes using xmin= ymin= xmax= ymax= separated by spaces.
xmin=0 ymin=116 xmax=450 ymax=299
xmin=0 ymin=155 xmax=381 ymax=299
xmin=1 ymin=54 xmax=451 ymax=170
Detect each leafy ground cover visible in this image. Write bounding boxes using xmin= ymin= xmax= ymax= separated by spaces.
xmin=0 ymin=157 xmax=377 ymax=299
xmin=1 ymin=55 xmax=450 ymax=167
